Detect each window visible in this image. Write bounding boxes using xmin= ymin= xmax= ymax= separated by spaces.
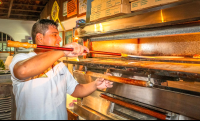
xmin=0 ymin=32 xmax=14 ymax=52
xmin=65 ymin=30 xmax=73 ymax=44
xmin=59 ymin=32 xmax=63 ymax=47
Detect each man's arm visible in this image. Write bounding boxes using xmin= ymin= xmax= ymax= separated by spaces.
xmin=13 ymin=42 xmax=89 ymax=80
xmin=14 ymin=50 xmax=64 ymax=80
xmin=71 ymin=78 xmax=113 ymax=98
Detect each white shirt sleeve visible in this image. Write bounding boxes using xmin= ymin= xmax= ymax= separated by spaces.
xmin=64 ymin=65 xmax=79 ymax=95
xmin=9 ymin=53 xmax=36 ymax=84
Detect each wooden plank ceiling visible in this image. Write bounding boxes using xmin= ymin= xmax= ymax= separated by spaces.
xmin=0 ymin=0 xmax=48 ymax=21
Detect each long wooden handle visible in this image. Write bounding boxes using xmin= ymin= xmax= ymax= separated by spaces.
xmin=101 ymin=94 xmax=168 ymax=120
xmin=86 ymin=71 xmax=149 ymax=87
xmin=7 ymin=40 xmax=74 ymax=51
xmin=7 ymin=40 xmax=37 ymax=49
xmin=7 ymin=40 xmax=130 ymax=57
xmin=7 ymin=40 xmax=123 ymax=56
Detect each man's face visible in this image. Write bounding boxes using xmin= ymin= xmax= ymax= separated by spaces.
xmin=42 ymin=25 xmax=61 ymax=47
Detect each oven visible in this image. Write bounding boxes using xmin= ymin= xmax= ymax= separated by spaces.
xmin=64 ymin=0 xmax=200 ymax=120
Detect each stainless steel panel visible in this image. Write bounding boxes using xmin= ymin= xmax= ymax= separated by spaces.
xmin=73 ymin=103 xmax=112 ymax=120
xmin=0 ymin=83 xmax=15 ymax=120
xmin=113 ymin=104 xmax=157 ymax=120
xmin=0 ymin=84 xmax=12 ymax=98
xmin=107 ymin=83 xmax=200 ymax=119
xmin=0 ymin=79 xmax=12 ymax=84
xmin=82 ymin=91 xmax=111 ymax=116
xmin=178 ymin=115 xmax=194 ymax=120
xmin=139 ymin=34 xmax=200 ymax=56
xmin=78 ymin=0 xmax=200 ymax=37
xmin=90 ymin=25 xmax=200 ymax=41
xmin=90 ymin=28 xmax=200 ymax=57
xmin=0 ymin=75 xmax=11 ymax=80
xmin=0 ymin=97 xmax=11 ymax=120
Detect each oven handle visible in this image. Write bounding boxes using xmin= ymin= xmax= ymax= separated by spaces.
xmin=85 ymin=71 xmax=153 ymax=87
xmin=100 ymin=94 xmax=169 ymax=120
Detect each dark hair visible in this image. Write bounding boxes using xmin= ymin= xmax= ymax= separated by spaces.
xmin=31 ymin=19 xmax=58 ymax=44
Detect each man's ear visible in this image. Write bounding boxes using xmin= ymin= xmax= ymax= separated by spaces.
xmin=36 ymin=33 xmax=44 ymax=44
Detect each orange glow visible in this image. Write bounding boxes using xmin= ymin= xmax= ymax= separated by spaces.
xmin=161 ymin=10 xmax=164 ymax=22
xmin=0 ymin=0 xmax=2 ymax=4
xmin=91 ymin=39 xmax=138 ymax=57
xmin=94 ymin=23 xmax=104 ymax=32
xmin=94 ymin=24 xmax=97 ymax=32
xmin=100 ymin=23 xmax=103 ymax=32
xmin=35 ymin=0 xmax=40 ymax=4
xmin=74 ymin=37 xmax=79 ymax=40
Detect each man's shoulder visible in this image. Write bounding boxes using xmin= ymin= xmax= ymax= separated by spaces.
xmin=10 ymin=52 xmax=37 ymax=67
xmin=13 ymin=52 xmax=36 ymax=60
xmin=14 ymin=52 xmax=36 ymax=57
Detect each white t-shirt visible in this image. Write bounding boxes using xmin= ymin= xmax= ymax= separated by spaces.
xmin=9 ymin=52 xmax=79 ymax=120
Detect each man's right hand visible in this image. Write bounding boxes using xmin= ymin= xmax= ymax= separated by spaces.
xmin=63 ymin=42 xmax=89 ymax=57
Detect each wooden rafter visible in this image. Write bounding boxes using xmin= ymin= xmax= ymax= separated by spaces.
xmin=0 ymin=17 xmax=38 ymax=21
xmin=0 ymin=8 xmax=8 ymax=10
xmin=0 ymin=1 xmax=9 ymax=4
xmin=12 ymin=9 xmax=41 ymax=13
xmin=8 ymin=0 xmax=14 ymax=18
xmin=2 ymin=2 xmax=45 ymax=7
xmin=31 ymin=0 xmax=48 ymax=1
xmin=2 ymin=0 xmax=47 ymax=4
xmin=0 ymin=13 xmax=7 ymax=15
xmin=11 ymin=14 xmax=39 ymax=17
xmin=13 ymin=3 xmax=45 ymax=7
xmin=0 ymin=0 xmax=48 ymax=21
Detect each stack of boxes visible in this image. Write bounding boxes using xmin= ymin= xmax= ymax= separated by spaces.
xmin=90 ymin=0 xmax=131 ymax=21
xmin=130 ymin=0 xmax=179 ymax=11
xmin=90 ymin=0 xmax=180 ymax=22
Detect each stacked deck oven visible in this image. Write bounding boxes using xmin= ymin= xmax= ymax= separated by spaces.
xmin=64 ymin=0 xmax=200 ymax=120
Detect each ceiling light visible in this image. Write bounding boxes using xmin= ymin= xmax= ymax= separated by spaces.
xmin=0 ymin=0 xmax=2 ymax=4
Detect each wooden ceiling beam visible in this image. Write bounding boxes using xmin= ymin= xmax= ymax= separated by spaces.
xmin=2 ymin=2 xmax=45 ymax=7
xmin=0 ymin=8 xmax=41 ymax=13
xmin=11 ymin=9 xmax=41 ymax=13
xmin=0 ymin=17 xmax=38 ymax=21
xmin=8 ymin=0 xmax=14 ymax=18
xmin=2 ymin=0 xmax=48 ymax=3
xmin=34 ymin=0 xmax=48 ymax=1
xmin=0 ymin=8 xmax=8 ymax=10
xmin=0 ymin=13 xmax=7 ymax=15
xmin=0 ymin=1 xmax=9 ymax=4
xmin=11 ymin=14 xmax=39 ymax=17
xmin=13 ymin=3 xmax=45 ymax=7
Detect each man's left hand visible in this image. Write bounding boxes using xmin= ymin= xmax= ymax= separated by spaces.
xmin=95 ymin=74 xmax=113 ymax=90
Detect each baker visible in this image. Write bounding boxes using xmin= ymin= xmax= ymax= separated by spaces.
xmin=9 ymin=19 xmax=113 ymax=120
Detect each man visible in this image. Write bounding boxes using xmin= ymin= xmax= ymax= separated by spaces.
xmin=9 ymin=19 xmax=113 ymax=120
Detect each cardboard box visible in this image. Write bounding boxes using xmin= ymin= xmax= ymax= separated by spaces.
xmin=91 ymin=0 xmax=130 ymax=14
xmin=129 ymin=0 xmax=138 ymax=2
xmin=131 ymin=0 xmax=179 ymax=11
xmin=91 ymin=3 xmax=131 ymax=21
xmin=91 ymin=0 xmax=102 ymax=8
